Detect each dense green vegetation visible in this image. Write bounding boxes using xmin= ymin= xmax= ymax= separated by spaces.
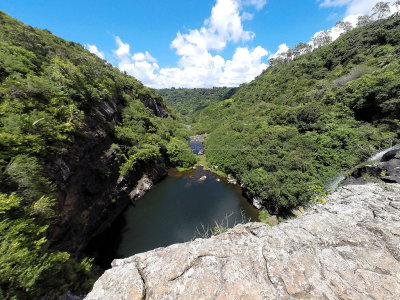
xmin=157 ymin=87 xmax=238 ymax=117
xmin=1 ymin=8 xmax=400 ymax=298
xmin=193 ymin=16 xmax=400 ymax=214
xmin=0 ymin=11 xmax=194 ymax=299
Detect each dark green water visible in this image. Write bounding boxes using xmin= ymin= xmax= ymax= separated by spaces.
xmin=88 ymin=167 xmax=259 ymax=268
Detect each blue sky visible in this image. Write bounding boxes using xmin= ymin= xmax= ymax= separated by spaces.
xmin=0 ymin=0 xmax=386 ymax=88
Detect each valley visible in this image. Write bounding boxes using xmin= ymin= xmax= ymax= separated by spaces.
xmin=1 ymin=7 xmax=400 ymax=300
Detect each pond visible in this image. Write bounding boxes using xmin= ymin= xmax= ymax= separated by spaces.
xmin=87 ymin=138 xmax=259 ymax=268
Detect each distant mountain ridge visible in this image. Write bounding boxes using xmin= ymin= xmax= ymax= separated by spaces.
xmin=156 ymin=87 xmax=238 ymax=117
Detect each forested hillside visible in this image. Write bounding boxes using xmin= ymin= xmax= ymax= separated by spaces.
xmin=194 ymin=16 xmax=400 ymax=214
xmin=0 ymin=11 xmax=194 ymax=299
xmin=157 ymin=87 xmax=238 ymax=117
xmin=2 ymin=7 xmax=400 ymax=300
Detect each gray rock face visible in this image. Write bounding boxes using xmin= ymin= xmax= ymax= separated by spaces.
xmin=343 ymin=151 xmax=400 ymax=186
xmin=86 ymin=183 xmax=400 ymax=299
xmin=128 ymin=176 xmax=154 ymax=202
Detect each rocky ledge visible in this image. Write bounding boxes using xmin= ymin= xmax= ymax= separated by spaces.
xmin=86 ymin=182 xmax=400 ymax=299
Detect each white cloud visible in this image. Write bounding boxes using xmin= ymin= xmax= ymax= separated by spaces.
xmin=114 ymin=37 xmax=130 ymax=59
xmin=242 ymin=12 xmax=255 ymax=21
xmin=114 ymin=36 xmax=268 ymax=88
xmin=269 ymin=43 xmax=290 ymax=60
xmin=343 ymin=14 xmax=361 ymax=27
xmin=171 ymin=0 xmax=255 ymax=55
xmin=113 ymin=0 xmax=269 ymax=88
xmin=242 ymin=0 xmax=267 ymax=10
xmin=85 ymin=44 xmax=105 ymax=59
xmin=219 ymin=46 xmax=268 ymax=86
xmin=132 ymin=51 xmax=157 ymax=63
xmin=318 ymin=0 xmax=390 ymax=16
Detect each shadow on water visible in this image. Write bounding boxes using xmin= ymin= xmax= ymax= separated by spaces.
xmin=86 ymin=166 xmax=259 ymax=269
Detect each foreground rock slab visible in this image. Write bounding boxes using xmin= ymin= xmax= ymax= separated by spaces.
xmin=86 ymin=183 xmax=400 ymax=299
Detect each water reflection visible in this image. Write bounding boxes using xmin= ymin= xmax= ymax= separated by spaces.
xmin=87 ymin=167 xmax=258 ymax=268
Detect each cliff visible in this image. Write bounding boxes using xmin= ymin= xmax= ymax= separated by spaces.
xmin=47 ymin=95 xmax=169 ymax=253
xmin=0 ymin=11 xmax=196 ymax=298
xmin=86 ymin=181 xmax=400 ymax=299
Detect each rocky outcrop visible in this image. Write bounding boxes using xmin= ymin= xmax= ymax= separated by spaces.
xmin=86 ymin=182 xmax=400 ymax=299
xmin=343 ymin=147 xmax=400 ymax=186
xmin=138 ymin=93 xmax=169 ymax=118
xmin=128 ymin=174 xmax=160 ymax=202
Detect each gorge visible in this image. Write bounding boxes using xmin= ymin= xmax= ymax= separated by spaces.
xmin=1 ymin=9 xmax=400 ymax=300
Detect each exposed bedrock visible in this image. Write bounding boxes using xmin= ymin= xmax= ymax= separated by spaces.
xmin=343 ymin=147 xmax=400 ymax=186
xmin=86 ymin=183 xmax=400 ymax=299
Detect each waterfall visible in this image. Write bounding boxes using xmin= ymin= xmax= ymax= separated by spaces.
xmin=368 ymin=146 xmax=400 ymax=162
xmin=327 ymin=145 xmax=400 ymax=191
xmin=327 ymin=174 xmax=346 ymax=191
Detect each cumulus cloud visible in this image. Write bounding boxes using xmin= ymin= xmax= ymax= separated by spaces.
xmin=85 ymin=44 xmax=105 ymax=59
xmin=114 ymin=37 xmax=130 ymax=59
xmin=318 ymin=0 xmax=390 ymax=16
xmin=113 ymin=0 xmax=269 ymax=88
xmin=171 ymin=0 xmax=255 ymax=55
xmin=269 ymin=43 xmax=290 ymax=60
xmin=113 ymin=36 xmax=160 ymax=85
xmin=132 ymin=51 xmax=157 ymax=63
xmin=220 ymin=46 xmax=268 ymax=85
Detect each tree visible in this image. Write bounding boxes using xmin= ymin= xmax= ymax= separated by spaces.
xmin=294 ymin=42 xmax=312 ymax=57
xmin=372 ymin=2 xmax=391 ymax=19
xmin=335 ymin=21 xmax=353 ymax=34
xmin=285 ymin=47 xmax=296 ymax=61
xmin=284 ymin=42 xmax=312 ymax=62
xmin=311 ymin=31 xmax=332 ymax=49
xmin=393 ymin=0 xmax=400 ymax=16
xmin=268 ymin=57 xmax=285 ymax=67
xmin=357 ymin=15 xmax=372 ymax=27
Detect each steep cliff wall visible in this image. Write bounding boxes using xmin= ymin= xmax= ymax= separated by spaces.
xmin=86 ymin=181 xmax=400 ymax=299
xmin=48 ymin=96 xmax=169 ymax=253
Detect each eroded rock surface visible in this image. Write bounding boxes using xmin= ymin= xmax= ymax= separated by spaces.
xmin=86 ymin=183 xmax=400 ymax=299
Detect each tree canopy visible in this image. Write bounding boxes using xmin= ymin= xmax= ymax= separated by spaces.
xmin=191 ymin=16 xmax=400 ymax=214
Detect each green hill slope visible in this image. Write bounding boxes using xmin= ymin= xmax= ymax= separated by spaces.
xmin=194 ymin=16 xmax=400 ymax=214
xmin=156 ymin=87 xmax=238 ymax=117
xmin=0 ymin=11 xmax=195 ymax=299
